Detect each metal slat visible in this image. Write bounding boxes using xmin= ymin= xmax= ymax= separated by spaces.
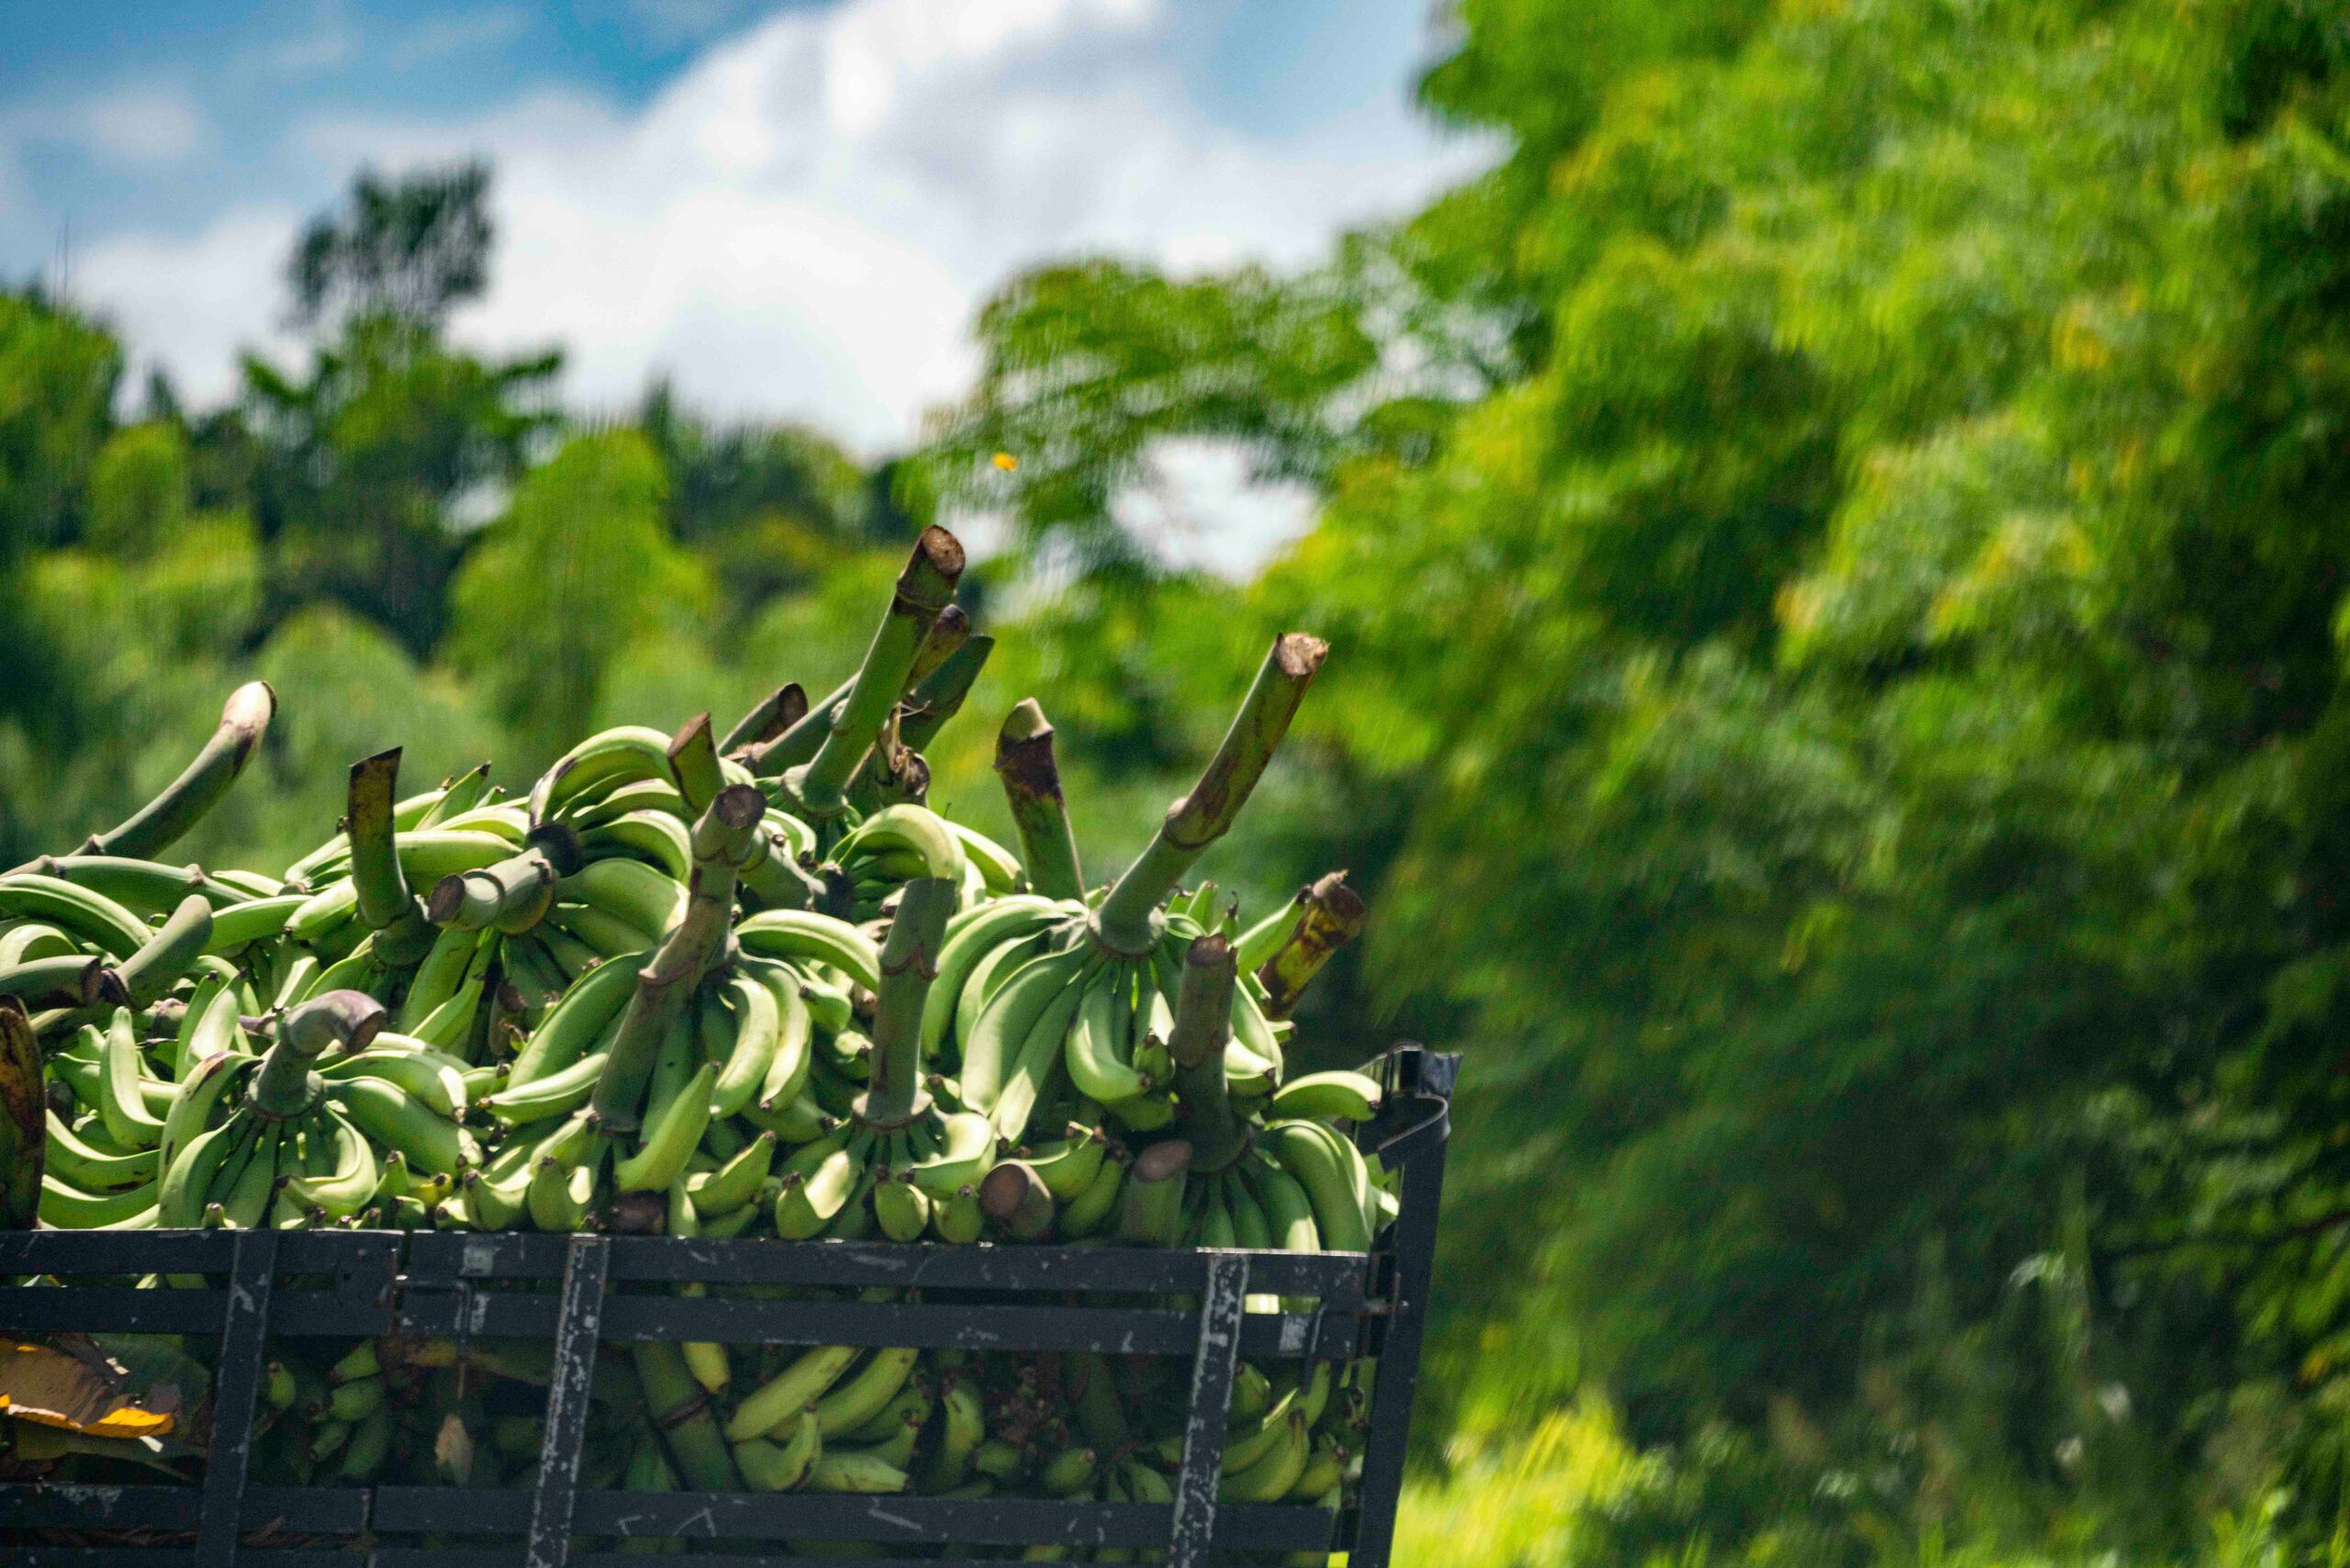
xmin=408 ymin=1293 xmax=1350 ymax=1360
xmin=365 ymin=1489 xmax=1337 ymax=1551
xmin=0 ymin=1287 xmax=224 ymax=1334
xmin=408 ymin=1232 xmax=1367 ymax=1301
xmin=1345 ymin=1048 xmax=1457 ymax=1568
xmin=0 ymin=1483 xmax=207 ymax=1529
xmin=5 ymin=1553 xmax=358 ymax=1568
xmin=0 ymin=1230 xmax=237 ymax=1274
xmin=0 ymin=1288 xmax=384 ymax=1338
xmin=1169 ymin=1251 xmax=1249 ymax=1567
xmin=373 ymin=1557 xmax=950 ymax=1568
xmin=524 ymin=1233 xmax=610 ymax=1568
xmin=0 ymin=1484 xmax=365 ymax=1533
xmin=195 ymin=1229 xmax=276 ymax=1568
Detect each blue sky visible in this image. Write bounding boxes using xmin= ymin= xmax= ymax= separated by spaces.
xmin=2 ymin=0 xmax=1482 ymax=457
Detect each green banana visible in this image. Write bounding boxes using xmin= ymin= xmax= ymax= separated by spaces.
xmin=559 ymin=858 xmax=685 ymax=944
xmin=1266 ymin=1070 xmax=1383 ymax=1124
xmin=709 ymin=971 xmax=778 ymax=1117
xmin=728 ymin=1343 xmax=862 ymax=1441
xmin=330 ymin=1076 xmax=479 ymax=1175
xmin=614 ymin=1061 xmax=716 ymax=1192
xmin=1264 ymin=1120 xmax=1373 ymax=1253
xmin=0 ymin=873 xmax=152 ymax=957
xmin=96 ymin=1008 xmax=168 ymax=1148
xmin=735 ymin=910 xmax=883 ymax=991
xmin=481 ymin=1048 xmax=610 ymax=1125
xmin=580 ymin=811 xmax=694 ymax=879
xmin=44 ymin=1110 xmax=160 ymax=1188
xmin=960 ymin=945 xmax=1091 ymax=1123
xmin=504 ymin=953 xmax=641 ymax=1090
xmin=811 ymin=1346 xmax=920 ymax=1439
xmin=924 ymin=896 xmax=1068 ymax=1051
xmin=687 ymin=1130 xmax=777 ymax=1216
xmin=806 ymin=1448 xmax=910 ymax=1495
xmin=737 ymin=1409 xmax=822 ymax=1491
xmin=39 ymin=1171 xmax=160 ymax=1226
xmin=531 ymin=725 xmax=677 ymax=825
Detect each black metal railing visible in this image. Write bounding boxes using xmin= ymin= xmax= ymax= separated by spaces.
xmin=0 ymin=1046 xmax=1456 ymax=1567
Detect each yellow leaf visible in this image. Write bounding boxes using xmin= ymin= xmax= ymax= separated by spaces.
xmin=0 ymin=1339 xmax=180 ymax=1439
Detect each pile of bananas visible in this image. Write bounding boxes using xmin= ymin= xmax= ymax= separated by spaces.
xmin=2 ymin=525 xmax=1398 ymax=1532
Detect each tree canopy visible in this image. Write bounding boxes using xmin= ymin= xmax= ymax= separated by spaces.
xmin=923 ymin=0 xmax=2350 ymax=1551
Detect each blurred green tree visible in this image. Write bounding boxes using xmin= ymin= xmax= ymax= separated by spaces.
xmin=286 ymin=161 xmax=494 ymax=332
xmin=442 ymin=428 xmax=711 ymax=762
xmin=245 ymin=165 xmax=559 ymax=656
xmin=923 ymin=0 xmax=2350 ymax=1550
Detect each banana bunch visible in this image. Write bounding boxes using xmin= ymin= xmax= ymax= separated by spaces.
xmin=453 ymin=782 xmax=875 ymax=1231
xmin=825 ymin=801 xmax=1005 ymax=924
xmin=1105 ymin=1357 xmax=1362 ymax=1520
xmin=759 ymin=878 xmax=1004 ymax=1243
xmin=142 ymin=990 xmax=476 ymax=1230
xmin=722 ymin=1335 xmax=935 ymax=1496
xmin=926 ymin=637 xmax=1327 ymax=1151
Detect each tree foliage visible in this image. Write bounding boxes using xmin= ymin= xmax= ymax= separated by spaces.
xmin=286 ymin=161 xmax=495 ymax=330
xmin=924 ymin=0 xmax=2350 ymax=1550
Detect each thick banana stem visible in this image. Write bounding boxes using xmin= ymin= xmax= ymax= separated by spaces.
xmin=632 ymin=1341 xmax=744 ymax=1491
xmin=908 ymin=604 xmax=973 ymax=690
xmin=980 ymin=1159 xmax=1057 ymax=1240
xmin=855 ymin=610 xmax=981 ymax=811
xmin=737 ymin=833 xmax=824 ymax=912
xmin=682 ymin=711 xmax=821 ymax=908
xmin=1251 ymin=871 xmax=1367 ymax=1020
xmin=721 ymin=682 xmax=809 ymax=757
xmin=0 ymin=998 xmax=39 ymax=1229
xmin=785 ymin=528 xmax=965 ymax=821
xmin=1091 ymin=634 xmax=1326 ymax=955
xmin=590 ymin=784 xmax=766 ymax=1130
xmin=347 ymin=749 xmax=436 ymax=963
xmin=76 ymin=681 xmax=277 ymax=862
xmin=856 ymin=876 xmax=957 ymax=1129
xmin=1169 ymin=935 xmax=1248 ymax=1171
xmin=749 ymin=607 xmax=964 ymax=779
xmin=1116 ymin=1137 xmax=1192 ymax=1247
xmin=898 ymin=633 xmax=995 ymax=754
xmin=994 ymin=700 xmax=1084 ymax=902
xmin=282 ymin=989 xmax=388 ymax=1057
xmin=667 ymin=711 xmax=724 ymax=813
xmin=745 ymin=676 xmax=853 ymax=777
xmin=109 ymin=893 xmax=215 ymax=1007
xmin=252 ymin=990 xmax=382 ymax=1115
xmin=427 ymin=829 xmax=576 ymax=933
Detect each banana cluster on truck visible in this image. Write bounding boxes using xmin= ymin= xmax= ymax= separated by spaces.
xmin=1 ymin=525 xmax=1393 ymax=1513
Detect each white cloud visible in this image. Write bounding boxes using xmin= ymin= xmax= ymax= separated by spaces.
xmin=48 ymin=85 xmax=211 ymax=169
xmin=68 ymin=0 xmax=1488 ymax=457
xmin=74 ymin=88 xmax=207 ymax=168
xmin=73 ymin=207 xmax=305 ymax=396
xmin=1117 ymin=440 xmax=1321 ymax=579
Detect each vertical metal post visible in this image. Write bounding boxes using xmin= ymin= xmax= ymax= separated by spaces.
xmin=196 ymin=1228 xmax=278 ymax=1568
xmin=525 ymin=1232 xmax=610 ymax=1568
xmin=1345 ymin=1119 xmax=1449 ymax=1568
xmin=1168 ymin=1251 xmax=1248 ymax=1568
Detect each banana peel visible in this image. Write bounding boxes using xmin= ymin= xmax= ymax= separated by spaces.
xmin=0 ymin=997 xmax=40 ymax=1228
